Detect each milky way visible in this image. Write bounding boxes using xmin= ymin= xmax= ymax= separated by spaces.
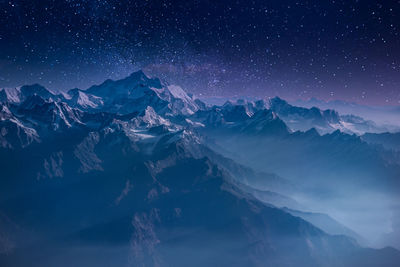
xmin=1 ymin=0 xmax=400 ymax=104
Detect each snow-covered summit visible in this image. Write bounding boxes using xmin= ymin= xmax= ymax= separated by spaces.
xmin=0 ymin=84 xmax=60 ymax=104
xmin=66 ymin=89 xmax=104 ymax=109
xmin=74 ymin=70 xmax=202 ymax=115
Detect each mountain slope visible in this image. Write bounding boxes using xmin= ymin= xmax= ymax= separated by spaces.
xmin=1 ymin=118 xmax=397 ymax=267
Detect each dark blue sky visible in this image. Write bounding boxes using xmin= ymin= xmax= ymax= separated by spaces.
xmin=1 ymin=0 xmax=399 ymax=104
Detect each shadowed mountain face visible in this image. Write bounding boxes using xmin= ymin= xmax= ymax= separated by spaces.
xmin=1 ymin=71 xmax=400 ymax=266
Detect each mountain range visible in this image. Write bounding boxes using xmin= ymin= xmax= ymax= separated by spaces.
xmin=1 ymin=71 xmax=400 ymax=266
xmin=292 ymin=97 xmax=400 ymax=130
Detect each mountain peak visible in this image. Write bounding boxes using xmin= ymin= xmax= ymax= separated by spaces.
xmin=127 ymin=69 xmax=147 ymax=79
xmin=133 ymin=106 xmax=171 ymax=128
xmin=269 ymin=96 xmax=288 ymax=106
xmin=85 ymin=70 xmax=163 ymax=98
xmin=122 ymin=70 xmax=164 ymax=88
xmin=20 ymin=84 xmax=55 ymax=99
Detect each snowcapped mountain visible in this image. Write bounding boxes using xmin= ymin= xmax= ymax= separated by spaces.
xmin=64 ymin=88 xmax=104 ymax=109
xmin=14 ymin=95 xmax=84 ymax=134
xmin=1 ymin=72 xmax=400 ymax=266
xmin=1 ymin=71 xmax=201 ymax=117
xmin=0 ymin=70 xmax=204 ymax=146
xmin=77 ymin=70 xmax=201 ymax=115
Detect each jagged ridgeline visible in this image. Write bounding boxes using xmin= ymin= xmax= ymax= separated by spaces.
xmin=1 ymin=71 xmax=400 ymax=267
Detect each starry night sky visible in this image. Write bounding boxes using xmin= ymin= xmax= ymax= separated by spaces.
xmin=1 ymin=0 xmax=400 ymax=105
